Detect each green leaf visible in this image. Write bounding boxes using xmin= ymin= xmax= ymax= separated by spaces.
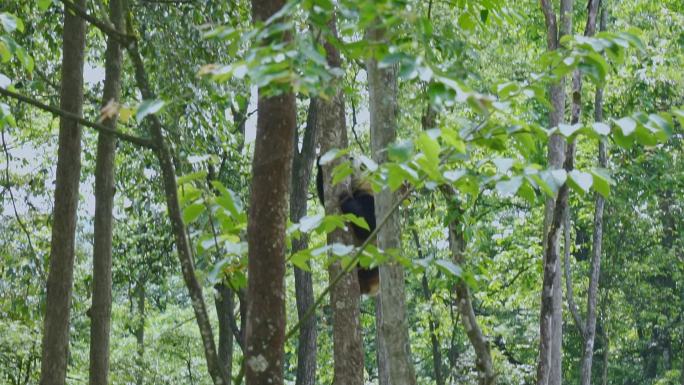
xmin=568 ymin=170 xmax=593 ymax=195
xmin=592 ymin=122 xmax=610 ymax=136
xmin=182 ymin=203 xmax=206 ymax=224
xmin=211 ymin=180 xmax=241 ymax=217
xmin=344 ymin=214 xmax=370 ymax=232
xmin=416 ymin=131 xmax=441 ymax=164
xmin=38 ymin=0 xmax=53 ymax=11
xmin=614 ymin=116 xmax=636 ymax=136
xmin=435 ymin=259 xmax=462 ymax=277
xmin=558 ymin=123 xmax=582 ymax=137
xmin=0 ymin=13 xmax=23 ymax=33
xmin=492 ymin=158 xmax=515 ymax=173
xmin=299 ymin=214 xmax=324 ymax=233
xmin=331 ymin=243 xmax=354 ymax=257
xmin=177 ymin=171 xmax=208 ymax=185
xmin=496 ymin=176 xmax=523 ymax=196
xmin=590 ymin=168 xmax=613 ymax=198
xmin=458 ymin=12 xmax=476 ymax=31
xmin=517 ymin=180 xmax=537 ymax=204
xmin=135 ymin=99 xmax=166 ymax=123
xmin=290 ymin=250 xmax=312 ymax=272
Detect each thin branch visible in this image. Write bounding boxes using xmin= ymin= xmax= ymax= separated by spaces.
xmin=0 ymin=87 xmax=155 ymax=148
xmin=1 ymin=127 xmax=39 ymax=266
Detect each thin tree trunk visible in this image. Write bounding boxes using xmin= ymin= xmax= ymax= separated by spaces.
xmin=443 ymin=189 xmax=495 ymax=385
xmin=578 ymin=4 xmax=606 ymax=382
xmin=125 ymin=27 xmax=229 ymax=385
xmin=600 ymin=330 xmax=609 ymax=385
xmin=316 ymin=14 xmax=364 ymax=385
xmin=135 ymin=281 xmax=145 ymax=385
xmin=367 ymin=23 xmax=417 ymax=385
xmin=291 ymin=99 xmax=319 ymax=385
xmin=538 ymin=1 xmax=573 ymax=384
xmin=88 ymin=0 xmax=123 ymax=383
xmin=39 ymin=1 xmax=87 ymax=384
xmin=215 ymin=284 xmax=234 ymax=381
xmin=412 ymin=229 xmax=445 ymax=385
xmin=244 ymin=2 xmax=296 ymax=385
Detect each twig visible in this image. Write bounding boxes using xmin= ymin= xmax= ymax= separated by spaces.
xmin=1 ymin=127 xmax=39 ymax=272
xmin=0 ymin=87 xmax=155 ymax=148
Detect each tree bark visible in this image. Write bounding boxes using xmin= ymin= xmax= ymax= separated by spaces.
xmin=443 ymin=189 xmax=496 ymax=385
xmin=367 ymin=23 xmax=417 ymax=385
xmin=39 ymin=2 xmax=87 ymax=384
xmin=317 ymin=14 xmax=364 ymax=385
xmin=579 ymin=4 xmax=606 ymax=384
xmin=88 ymin=0 xmax=124 ymax=384
xmin=215 ymin=283 xmax=234 ymax=381
xmin=291 ymin=99 xmax=319 ymax=385
xmin=126 ymin=29 xmax=229 ymax=385
xmin=244 ymin=3 xmax=296 ymax=385
xmin=538 ymin=1 xmax=573 ymax=384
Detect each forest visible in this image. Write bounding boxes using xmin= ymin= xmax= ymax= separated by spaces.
xmin=0 ymin=0 xmax=682 ymax=384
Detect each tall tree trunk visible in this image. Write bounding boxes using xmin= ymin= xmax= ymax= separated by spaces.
xmin=215 ymin=284 xmax=234 ymax=380
xmin=579 ymin=4 xmax=606 ymax=384
xmin=125 ymin=26 xmax=229 ymax=385
xmin=39 ymin=2 xmax=87 ymax=384
xmin=443 ymin=189 xmax=495 ymax=385
xmin=135 ymin=281 xmax=145 ymax=385
xmin=244 ymin=2 xmax=296 ymax=384
xmin=600 ymin=330 xmax=609 ymax=385
xmin=317 ymin=13 xmax=364 ymax=385
xmin=88 ymin=0 xmax=123 ymax=383
xmin=367 ymin=23 xmax=417 ymax=385
xmin=538 ymin=1 xmax=573 ymax=384
xmin=291 ymin=99 xmax=319 ymax=385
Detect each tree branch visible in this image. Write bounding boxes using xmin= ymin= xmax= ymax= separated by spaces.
xmin=60 ymin=0 xmax=135 ymax=44
xmin=0 ymin=87 xmax=155 ymax=148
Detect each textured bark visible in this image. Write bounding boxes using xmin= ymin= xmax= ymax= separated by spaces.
xmin=443 ymin=189 xmax=495 ymax=385
xmin=368 ymin=24 xmax=417 ymax=385
xmin=244 ymin=4 xmax=296 ymax=385
xmin=291 ymin=99 xmax=319 ymax=385
xmin=579 ymin=5 xmax=606 ymax=384
xmin=126 ymin=35 xmax=229 ymax=385
xmin=244 ymin=94 xmax=295 ymax=385
xmin=215 ymin=284 xmax=234 ymax=380
xmin=39 ymin=2 xmax=87 ymax=384
xmin=88 ymin=0 xmax=123 ymax=384
xmin=538 ymin=1 xmax=573 ymax=384
xmin=317 ymin=15 xmax=364 ymax=385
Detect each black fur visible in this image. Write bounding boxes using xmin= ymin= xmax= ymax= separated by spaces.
xmin=316 ymin=156 xmax=380 ymax=295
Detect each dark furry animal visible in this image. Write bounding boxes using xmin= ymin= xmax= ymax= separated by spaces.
xmin=316 ymin=157 xmax=380 ymax=296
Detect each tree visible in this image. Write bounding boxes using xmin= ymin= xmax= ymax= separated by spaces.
xmin=317 ymin=13 xmax=365 ymax=385
xmin=367 ymin=19 xmax=417 ymax=385
xmin=244 ymin=0 xmax=296 ymax=383
xmin=537 ymin=0 xmax=573 ymax=384
xmin=39 ymin=2 xmax=87 ymax=384
xmin=290 ymin=99 xmax=319 ymax=385
xmin=88 ymin=0 xmax=124 ymax=383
